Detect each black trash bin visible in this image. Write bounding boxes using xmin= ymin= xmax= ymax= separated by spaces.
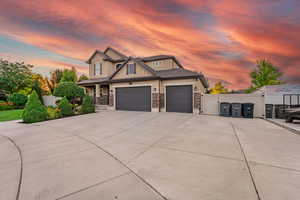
xmin=265 ymin=104 xmax=273 ymax=118
xmin=243 ymin=103 xmax=254 ymax=118
xmin=231 ymin=103 xmax=242 ymax=118
xmin=275 ymin=105 xmax=288 ymax=119
xmin=219 ymin=102 xmax=231 ymax=117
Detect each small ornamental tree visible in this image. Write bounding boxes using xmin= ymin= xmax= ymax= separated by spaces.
xmin=60 ymin=67 xmax=78 ymax=83
xmin=246 ymin=59 xmax=283 ymax=93
xmin=53 ymin=82 xmax=85 ymax=103
xmin=78 ymin=74 xmax=89 ymax=82
xmin=8 ymin=93 xmax=28 ymax=106
xmin=58 ymin=97 xmax=73 ymax=117
xmin=209 ymin=82 xmax=228 ymax=94
xmin=81 ymin=95 xmax=95 ymax=114
xmin=22 ymin=91 xmax=47 ymax=123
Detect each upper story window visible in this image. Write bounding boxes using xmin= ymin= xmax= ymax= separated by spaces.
xmin=116 ymin=64 xmax=122 ymax=71
xmin=127 ymin=63 xmax=136 ymax=74
xmin=94 ymin=63 xmax=102 ymax=75
xmin=153 ymin=61 xmax=160 ymax=66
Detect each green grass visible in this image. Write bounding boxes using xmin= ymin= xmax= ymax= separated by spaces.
xmin=0 ymin=109 xmax=23 ymax=122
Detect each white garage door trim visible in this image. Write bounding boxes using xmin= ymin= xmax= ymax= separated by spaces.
xmin=112 ymin=84 xmax=153 ymax=111
xmin=163 ymin=83 xmax=195 ymax=113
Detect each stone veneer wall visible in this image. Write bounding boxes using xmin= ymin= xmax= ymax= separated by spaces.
xmin=152 ymin=93 xmax=159 ymax=108
xmin=96 ymin=95 xmax=109 ymax=105
xmin=194 ymin=92 xmax=201 ymax=110
xmin=159 ymin=93 xmax=165 ymax=108
xmin=109 ymin=93 xmax=114 ymax=106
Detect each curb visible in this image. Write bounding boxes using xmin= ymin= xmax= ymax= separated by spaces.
xmin=264 ymin=119 xmax=300 ymax=136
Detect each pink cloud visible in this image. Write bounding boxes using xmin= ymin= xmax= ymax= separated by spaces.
xmin=0 ymin=0 xmax=299 ymax=89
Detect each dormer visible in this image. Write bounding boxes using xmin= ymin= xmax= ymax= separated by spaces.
xmin=140 ymin=55 xmax=183 ymax=71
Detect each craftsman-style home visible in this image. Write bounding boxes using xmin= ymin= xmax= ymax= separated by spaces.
xmin=78 ymin=47 xmax=208 ymax=113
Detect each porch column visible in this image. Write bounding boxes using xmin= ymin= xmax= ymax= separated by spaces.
xmin=95 ymin=84 xmax=100 ymax=104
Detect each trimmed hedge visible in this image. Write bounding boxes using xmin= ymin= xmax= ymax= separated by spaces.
xmin=53 ymin=82 xmax=85 ymax=101
xmin=22 ymin=91 xmax=47 ymax=123
xmin=9 ymin=93 xmax=28 ymax=106
xmin=81 ymin=95 xmax=95 ymax=114
xmin=58 ymin=97 xmax=73 ymax=117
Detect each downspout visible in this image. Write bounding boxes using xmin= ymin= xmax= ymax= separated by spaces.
xmin=158 ymin=79 xmax=161 ymax=112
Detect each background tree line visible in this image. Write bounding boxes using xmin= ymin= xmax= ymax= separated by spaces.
xmin=209 ymin=59 xmax=283 ymax=94
xmin=0 ymin=59 xmax=89 ymax=97
xmin=0 ymin=59 xmax=94 ymax=123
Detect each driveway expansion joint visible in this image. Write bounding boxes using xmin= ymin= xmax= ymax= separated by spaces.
xmin=74 ymin=134 xmax=169 ymax=200
xmin=230 ymin=122 xmax=261 ymax=200
xmin=56 ymin=172 xmax=131 ymax=200
xmin=0 ymin=134 xmax=23 ymax=200
xmin=248 ymin=161 xmax=300 ymax=173
xmin=155 ymin=146 xmax=244 ymax=162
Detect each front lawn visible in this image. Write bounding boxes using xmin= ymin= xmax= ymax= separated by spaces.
xmin=0 ymin=109 xmax=23 ymax=122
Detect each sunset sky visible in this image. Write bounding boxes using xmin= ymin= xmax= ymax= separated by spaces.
xmin=0 ymin=0 xmax=299 ymax=89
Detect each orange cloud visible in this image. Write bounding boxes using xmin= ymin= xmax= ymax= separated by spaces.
xmin=0 ymin=0 xmax=299 ymax=89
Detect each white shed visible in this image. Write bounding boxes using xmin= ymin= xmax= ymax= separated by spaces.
xmin=254 ymin=84 xmax=300 ymax=105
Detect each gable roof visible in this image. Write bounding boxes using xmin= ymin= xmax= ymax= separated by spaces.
xmin=140 ymin=55 xmax=183 ymax=68
xmin=104 ymin=47 xmax=127 ymax=59
xmin=84 ymin=47 xmax=208 ymax=88
xmin=86 ymin=50 xmax=110 ymax=64
xmin=109 ymin=57 xmax=158 ymax=80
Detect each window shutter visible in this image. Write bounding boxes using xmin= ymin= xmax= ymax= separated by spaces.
xmin=94 ymin=64 xmax=96 ymax=75
xmin=126 ymin=64 xmax=128 ymax=74
xmin=100 ymin=63 xmax=102 ymax=75
xmin=134 ymin=63 xmax=136 ymax=74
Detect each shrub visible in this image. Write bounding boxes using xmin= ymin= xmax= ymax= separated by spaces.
xmin=81 ymin=95 xmax=95 ymax=114
xmin=0 ymin=90 xmax=7 ymax=101
xmin=46 ymin=106 xmax=61 ymax=120
xmin=73 ymin=104 xmax=82 ymax=115
xmin=22 ymin=91 xmax=47 ymax=123
xmin=58 ymin=97 xmax=73 ymax=117
xmin=8 ymin=93 xmax=28 ymax=106
xmin=53 ymin=82 xmax=85 ymax=102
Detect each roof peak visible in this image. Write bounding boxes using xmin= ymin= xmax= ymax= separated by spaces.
xmin=103 ymin=46 xmax=127 ymax=58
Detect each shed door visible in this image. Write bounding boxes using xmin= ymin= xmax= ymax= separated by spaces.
xmin=116 ymin=86 xmax=151 ymax=112
xmin=166 ymin=85 xmax=193 ymax=113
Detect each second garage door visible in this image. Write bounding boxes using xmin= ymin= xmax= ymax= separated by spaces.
xmin=116 ymin=86 xmax=151 ymax=112
xmin=166 ymin=85 xmax=193 ymax=113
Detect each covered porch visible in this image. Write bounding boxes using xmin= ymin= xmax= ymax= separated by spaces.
xmin=78 ymin=78 xmax=110 ymax=105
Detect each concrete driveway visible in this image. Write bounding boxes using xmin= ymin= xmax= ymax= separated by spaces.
xmin=0 ymin=111 xmax=299 ymax=200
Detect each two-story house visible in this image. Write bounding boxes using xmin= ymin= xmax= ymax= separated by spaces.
xmin=78 ymin=47 xmax=208 ymax=113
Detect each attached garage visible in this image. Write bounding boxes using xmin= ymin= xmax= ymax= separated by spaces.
xmin=116 ymin=86 xmax=151 ymax=112
xmin=166 ymin=85 xmax=193 ymax=113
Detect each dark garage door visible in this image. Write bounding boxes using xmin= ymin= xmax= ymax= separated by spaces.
xmin=116 ymin=86 xmax=151 ymax=112
xmin=166 ymin=85 xmax=193 ymax=113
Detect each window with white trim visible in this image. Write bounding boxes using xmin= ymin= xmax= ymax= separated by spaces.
xmin=95 ymin=63 xmax=102 ymax=75
xmin=127 ymin=63 xmax=136 ymax=74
